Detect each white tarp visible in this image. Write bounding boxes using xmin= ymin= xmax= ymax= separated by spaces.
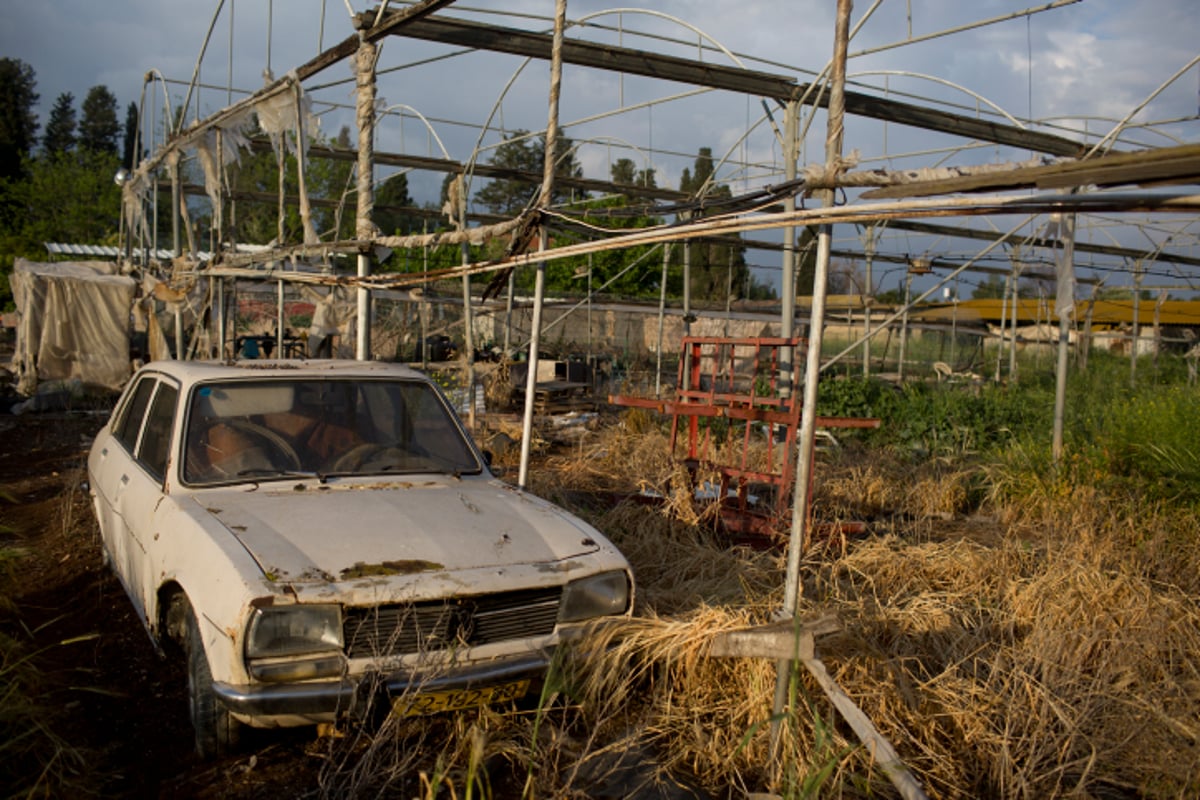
xmin=10 ymin=259 xmax=136 ymax=395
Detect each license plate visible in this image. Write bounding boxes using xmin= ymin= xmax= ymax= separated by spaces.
xmin=392 ymin=679 xmax=530 ymax=717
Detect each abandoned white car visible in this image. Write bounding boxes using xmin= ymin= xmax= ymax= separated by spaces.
xmin=87 ymin=359 xmax=633 ymax=757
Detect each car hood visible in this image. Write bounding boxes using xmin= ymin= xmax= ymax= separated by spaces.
xmin=189 ymin=478 xmax=602 ymax=584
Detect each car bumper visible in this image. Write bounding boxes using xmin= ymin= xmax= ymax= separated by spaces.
xmin=212 ymin=652 xmax=551 ymax=719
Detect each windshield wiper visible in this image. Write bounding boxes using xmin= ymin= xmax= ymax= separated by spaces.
xmin=236 ymin=468 xmax=322 ymax=481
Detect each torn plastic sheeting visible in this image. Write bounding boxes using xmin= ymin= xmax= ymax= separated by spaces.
xmin=121 ymin=168 xmax=153 ymax=247
xmin=194 ymin=107 xmax=256 ymax=213
xmin=10 ymin=259 xmax=136 ymax=395
xmin=254 ymin=78 xmax=319 ymax=159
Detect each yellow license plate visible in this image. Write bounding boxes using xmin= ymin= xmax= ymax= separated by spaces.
xmin=392 ymin=679 xmax=530 ymax=717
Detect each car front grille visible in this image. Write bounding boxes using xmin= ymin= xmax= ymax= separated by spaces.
xmin=342 ymin=587 xmax=562 ymax=659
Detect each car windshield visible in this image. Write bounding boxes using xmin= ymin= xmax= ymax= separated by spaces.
xmin=182 ymin=378 xmax=482 ymax=485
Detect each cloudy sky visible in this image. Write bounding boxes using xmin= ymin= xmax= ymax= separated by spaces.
xmin=3 ymin=0 xmax=1198 ymax=291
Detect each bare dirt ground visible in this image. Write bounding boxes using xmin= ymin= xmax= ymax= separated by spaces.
xmin=0 ymin=408 xmax=347 ymax=798
xmin=0 ymin=402 xmax=665 ymax=800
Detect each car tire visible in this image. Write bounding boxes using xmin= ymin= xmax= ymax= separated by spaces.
xmin=184 ymin=601 xmax=243 ymax=759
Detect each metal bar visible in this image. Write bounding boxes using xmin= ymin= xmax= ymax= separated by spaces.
xmin=393 ymin=15 xmax=1084 ymax=157
xmin=777 ymin=0 xmax=852 ymax=759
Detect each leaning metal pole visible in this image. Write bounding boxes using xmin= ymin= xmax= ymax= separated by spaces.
xmin=774 ymin=0 xmax=851 ymax=757
xmin=517 ymin=0 xmax=567 ymax=489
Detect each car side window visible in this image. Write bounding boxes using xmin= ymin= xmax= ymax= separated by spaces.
xmin=113 ymin=377 xmax=157 ymax=454
xmin=400 ymin=383 xmax=478 ymax=470
xmin=137 ymin=383 xmax=179 ymax=480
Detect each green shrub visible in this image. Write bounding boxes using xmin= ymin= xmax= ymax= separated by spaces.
xmin=817 ymin=376 xmax=1047 ymax=458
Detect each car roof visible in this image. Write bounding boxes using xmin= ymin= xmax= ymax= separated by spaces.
xmin=135 ymin=359 xmax=432 ymax=386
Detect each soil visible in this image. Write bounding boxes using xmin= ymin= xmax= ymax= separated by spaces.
xmin=0 ymin=406 xmax=695 ymax=800
xmin=0 ymin=409 xmax=348 ymax=798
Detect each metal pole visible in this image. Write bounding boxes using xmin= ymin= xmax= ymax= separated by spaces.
xmin=995 ymin=271 xmax=1011 ymax=382
xmin=519 ymin=232 xmax=549 ymax=490
xmin=504 ymin=270 xmax=515 ymax=358
xmin=655 ymin=243 xmax=671 ymax=398
xmin=1153 ymin=289 xmax=1167 ymax=376
xmin=354 ymin=39 xmax=377 ymax=361
xmin=518 ymin=0 xmax=567 ymax=489
xmin=950 ymin=280 xmax=958 ymax=368
xmin=1130 ymin=260 xmax=1142 ymax=386
xmin=862 ymin=226 xmax=874 ymax=378
xmin=1008 ymin=260 xmax=1021 ymax=382
xmin=1081 ymin=283 xmax=1098 ymax=372
xmin=459 ymin=177 xmax=477 ymax=429
xmin=420 ymin=297 xmax=428 ymax=370
xmin=1052 ymin=213 xmax=1075 ymax=465
xmin=217 ymin=279 xmax=226 ymax=358
xmin=775 ymin=0 xmax=852 ymax=760
xmin=276 ymin=279 xmax=285 ymax=357
xmin=683 ymin=240 xmax=692 ymax=338
xmin=780 ymin=100 xmax=799 ymax=396
xmin=586 ymin=254 xmax=593 ymax=365
xmin=725 ymin=247 xmax=734 ymax=338
xmin=898 ymin=273 xmax=911 ymax=382
xmin=171 ymin=158 xmax=182 ymax=257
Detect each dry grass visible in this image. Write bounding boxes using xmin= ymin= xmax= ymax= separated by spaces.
xmin=264 ymin=416 xmax=1200 ymax=798
xmin=525 ymin=419 xmax=1200 ymax=798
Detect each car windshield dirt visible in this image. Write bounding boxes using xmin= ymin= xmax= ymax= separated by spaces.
xmin=182 ymin=378 xmax=481 ymax=485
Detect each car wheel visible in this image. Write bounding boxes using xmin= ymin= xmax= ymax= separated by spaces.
xmin=184 ymin=600 xmax=243 ymax=759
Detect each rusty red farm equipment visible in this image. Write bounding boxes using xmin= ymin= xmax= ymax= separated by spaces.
xmin=611 ymin=336 xmax=879 ymax=545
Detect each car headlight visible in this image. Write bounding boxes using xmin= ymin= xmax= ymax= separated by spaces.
xmin=246 ymin=604 xmax=343 ymax=658
xmin=559 ymin=571 xmax=630 ymax=623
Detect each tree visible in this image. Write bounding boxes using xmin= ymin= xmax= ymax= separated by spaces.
xmin=972 ymin=274 xmax=1007 ymax=299
xmin=0 ymin=58 xmax=39 ymax=180
xmin=122 ymin=102 xmax=140 ymax=169
xmin=20 ymin=149 xmax=122 ymax=244
xmin=793 ymin=226 xmax=820 ymax=295
xmin=312 ymin=125 xmax=355 ymax=240
xmin=373 ymin=171 xmax=414 ymax=237
xmin=220 ymin=126 xmax=362 ymax=247
xmin=673 ymin=147 xmax=750 ymax=304
xmin=610 ymin=157 xmax=656 ymax=190
xmin=42 ymin=92 xmax=77 ymax=155
xmin=473 ymin=130 xmax=584 ymax=215
xmin=610 ymin=157 xmax=636 ymax=186
xmin=0 ymin=146 xmax=122 ymax=307
xmin=78 ymin=85 xmax=119 ymax=154
xmin=679 ymin=147 xmax=715 ymax=196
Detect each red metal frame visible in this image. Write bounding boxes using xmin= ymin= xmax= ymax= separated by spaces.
xmin=612 ymin=335 xmax=879 ymax=541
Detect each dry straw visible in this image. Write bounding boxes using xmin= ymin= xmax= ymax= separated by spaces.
xmin=540 ymin=420 xmax=1200 ymax=798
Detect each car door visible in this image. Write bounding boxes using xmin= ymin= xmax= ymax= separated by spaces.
xmin=92 ymin=373 xmax=180 ymax=624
